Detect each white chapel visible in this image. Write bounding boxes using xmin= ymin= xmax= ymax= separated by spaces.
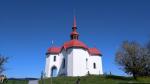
xmin=45 ymin=17 xmax=103 ymax=77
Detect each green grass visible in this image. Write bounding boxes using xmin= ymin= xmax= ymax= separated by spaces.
xmin=5 ymin=80 xmax=28 ymax=84
xmin=39 ymin=75 xmax=150 ymax=84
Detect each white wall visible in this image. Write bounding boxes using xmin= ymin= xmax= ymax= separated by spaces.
xmin=45 ymin=55 xmax=50 ymax=77
xmin=45 ymin=48 xmax=103 ymax=77
xmin=45 ymin=54 xmax=60 ymax=77
xmin=71 ymin=48 xmax=89 ymax=76
xmin=99 ymin=56 xmax=103 ymax=74
xmin=88 ymin=55 xmax=103 ymax=75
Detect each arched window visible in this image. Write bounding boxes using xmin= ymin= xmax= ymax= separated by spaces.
xmin=86 ymin=58 xmax=88 ymax=69
xmin=63 ymin=59 xmax=65 ymax=68
xmin=51 ymin=66 xmax=57 ymax=77
xmin=54 ymin=56 xmax=56 ymax=62
xmin=93 ymin=63 xmax=96 ymax=69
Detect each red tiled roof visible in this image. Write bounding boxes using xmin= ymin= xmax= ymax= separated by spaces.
xmin=46 ymin=44 xmax=102 ymax=56
xmin=88 ymin=48 xmax=102 ymax=56
xmin=63 ymin=40 xmax=88 ymax=49
xmin=47 ymin=47 xmax=61 ymax=54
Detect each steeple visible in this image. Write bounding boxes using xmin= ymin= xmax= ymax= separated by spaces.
xmin=70 ymin=16 xmax=79 ymax=40
xmin=73 ymin=16 xmax=76 ymax=27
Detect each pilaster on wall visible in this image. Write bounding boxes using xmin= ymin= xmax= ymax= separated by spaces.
xmin=67 ymin=48 xmax=74 ymax=76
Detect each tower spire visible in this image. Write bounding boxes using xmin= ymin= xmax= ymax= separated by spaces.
xmin=70 ymin=16 xmax=79 ymax=40
xmin=73 ymin=16 xmax=76 ymax=27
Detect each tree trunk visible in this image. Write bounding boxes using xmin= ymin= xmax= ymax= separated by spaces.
xmin=133 ymin=72 xmax=137 ymax=80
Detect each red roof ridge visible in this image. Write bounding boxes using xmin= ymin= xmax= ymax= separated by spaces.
xmin=46 ymin=45 xmax=102 ymax=56
xmin=88 ymin=48 xmax=102 ymax=56
xmin=47 ymin=47 xmax=61 ymax=54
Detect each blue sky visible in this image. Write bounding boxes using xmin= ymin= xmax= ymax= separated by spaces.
xmin=0 ymin=0 xmax=150 ymax=78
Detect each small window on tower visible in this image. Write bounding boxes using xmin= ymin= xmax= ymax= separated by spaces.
xmin=93 ymin=63 xmax=96 ymax=69
xmin=73 ymin=36 xmax=76 ymax=39
xmin=54 ymin=56 xmax=56 ymax=62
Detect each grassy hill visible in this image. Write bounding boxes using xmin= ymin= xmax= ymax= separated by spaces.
xmin=6 ymin=80 xmax=28 ymax=84
xmin=39 ymin=75 xmax=150 ymax=84
xmin=4 ymin=78 xmax=38 ymax=84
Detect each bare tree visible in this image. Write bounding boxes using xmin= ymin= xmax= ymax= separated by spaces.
xmin=0 ymin=54 xmax=8 ymax=75
xmin=145 ymin=41 xmax=150 ymax=75
xmin=115 ymin=41 xmax=148 ymax=79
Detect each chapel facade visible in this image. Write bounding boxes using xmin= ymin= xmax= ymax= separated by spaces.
xmin=45 ymin=17 xmax=103 ymax=77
